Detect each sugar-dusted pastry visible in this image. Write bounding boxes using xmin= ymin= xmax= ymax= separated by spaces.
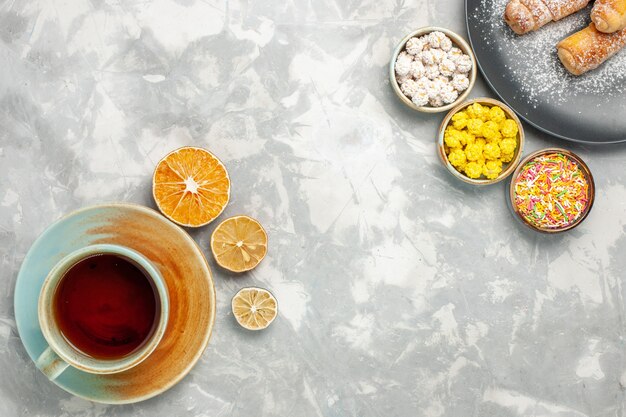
xmin=591 ymin=0 xmax=626 ymax=33
xmin=504 ymin=0 xmax=591 ymax=35
xmin=557 ymin=23 xmax=626 ymax=75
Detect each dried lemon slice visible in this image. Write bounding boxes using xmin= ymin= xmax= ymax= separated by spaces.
xmin=210 ymin=215 xmax=267 ymax=272
xmin=153 ymin=147 xmax=230 ymax=227
xmin=231 ymin=287 xmax=277 ymax=330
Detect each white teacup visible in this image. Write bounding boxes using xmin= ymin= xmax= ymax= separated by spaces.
xmin=36 ymin=244 xmax=169 ymax=379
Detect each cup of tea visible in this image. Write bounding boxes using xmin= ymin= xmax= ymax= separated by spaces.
xmin=36 ymin=244 xmax=169 ymax=379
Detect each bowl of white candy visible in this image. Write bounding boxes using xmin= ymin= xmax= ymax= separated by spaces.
xmin=390 ymin=27 xmax=477 ymax=113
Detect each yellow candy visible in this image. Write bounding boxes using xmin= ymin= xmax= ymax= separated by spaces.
xmin=444 ymin=127 xmax=463 ymax=149
xmin=447 ymin=148 xmax=467 ymax=170
xmin=446 ymin=104 xmax=519 ymax=180
xmin=465 ymin=104 xmax=477 ymax=119
xmin=483 ymin=142 xmax=501 ymax=160
xmin=481 ymin=121 xmax=502 ymax=142
xmin=464 ymin=161 xmax=483 ymax=179
xmin=465 ymin=141 xmax=484 ymax=161
xmin=482 ymin=160 xmax=503 ymax=179
xmin=451 ymin=111 xmax=468 ymax=130
xmin=466 ymin=103 xmax=489 ymax=121
xmin=500 ymin=152 xmax=514 ymax=163
xmin=467 ymin=118 xmax=484 ymax=136
xmin=460 ymin=131 xmax=475 ymax=146
xmin=500 ymin=119 xmax=519 ymax=137
xmin=488 ymin=106 xmax=506 ymax=123
xmin=499 ymin=137 xmax=517 ymax=155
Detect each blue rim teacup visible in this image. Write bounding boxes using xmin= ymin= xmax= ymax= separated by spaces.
xmin=36 ymin=244 xmax=169 ymax=379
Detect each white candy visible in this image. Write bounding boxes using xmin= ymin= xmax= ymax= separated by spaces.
xmin=430 ymin=77 xmax=448 ymax=97
xmin=400 ymin=79 xmax=420 ymax=98
xmin=395 ymin=51 xmax=413 ymax=76
xmin=429 ymin=95 xmax=445 ymax=107
xmin=425 ymin=64 xmax=440 ymax=80
xmin=421 ymin=50 xmax=435 ymax=65
xmin=412 ymin=91 xmax=429 ymax=107
xmin=415 ymin=77 xmax=431 ymax=92
xmin=427 ymin=31 xmax=448 ymax=49
xmin=410 ymin=60 xmax=425 ymax=79
xmin=440 ymin=84 xmax=459 ymax=104
xmin=396 ymin=74 xmax=411 ymax=85
xmin=440 ymin=36 xmax=453 ymax=52
xmin=456 ymin=55 xmax=473 ymax=74
xmin=431 ymin=49 xmax=446 ymax=64
xmin=408 ymin=50 xmax=463 ymax=107
xmin=405 ymin=37 xmax=425 ymax=55
xmin=439 ymin=59 xmax=457 ymax=77
xmin=448 ymin=47 xmax=463 ymax=63
xmin=412 ymin=51 xmax=424 ymax=63
xmin=451 ymin=73 xmax=470 ymax=92
xmin=398 ymin=51 xmax=412 ymax=61
xmin=395 ymin=61 xmax=412 ymax=76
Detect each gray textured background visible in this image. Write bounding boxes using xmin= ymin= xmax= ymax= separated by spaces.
xmin=1 ymin=0 xmax=626 ymax=416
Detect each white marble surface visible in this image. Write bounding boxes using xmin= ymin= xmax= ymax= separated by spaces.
xmin=1 ymin=0 xmax=626 ymax=416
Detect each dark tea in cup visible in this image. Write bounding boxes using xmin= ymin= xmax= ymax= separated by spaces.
xmin=53 ymin=254 xmax=159 ymax=359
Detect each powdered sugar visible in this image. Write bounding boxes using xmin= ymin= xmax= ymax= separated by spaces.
xmin=473 ymin=0 xmax=626 ymax=106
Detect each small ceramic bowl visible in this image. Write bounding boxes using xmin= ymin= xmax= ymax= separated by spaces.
xmin=437 ymin=97 xmax=525 ymax=185
xmin=508 ymin=148 xmax=595 ymax=233
xmin=389 ymin=26 xmax=477 ymax=113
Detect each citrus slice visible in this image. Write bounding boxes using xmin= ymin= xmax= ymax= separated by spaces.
xmin=210 ymin=215 xmax=267 ymax=272
xmin=153 ymin=147 xmax=230 ymax=227
xmin=231 ymin=287 xmax=277 ymax=330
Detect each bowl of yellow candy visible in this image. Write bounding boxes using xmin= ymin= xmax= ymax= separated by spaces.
xmin=437 ymin=98 xmax=525 ymax=185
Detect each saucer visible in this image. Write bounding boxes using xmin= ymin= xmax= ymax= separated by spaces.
xmin=14 ymin=203 xmax=216 ymax=404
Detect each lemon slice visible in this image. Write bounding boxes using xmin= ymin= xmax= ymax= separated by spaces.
xmin=152 ymin=147 xmax=230 ymax=227
xmin=210 ymin=215 xmax=267 ymax=272
xmin=231 ymin=287 xmax=277 ymax=330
